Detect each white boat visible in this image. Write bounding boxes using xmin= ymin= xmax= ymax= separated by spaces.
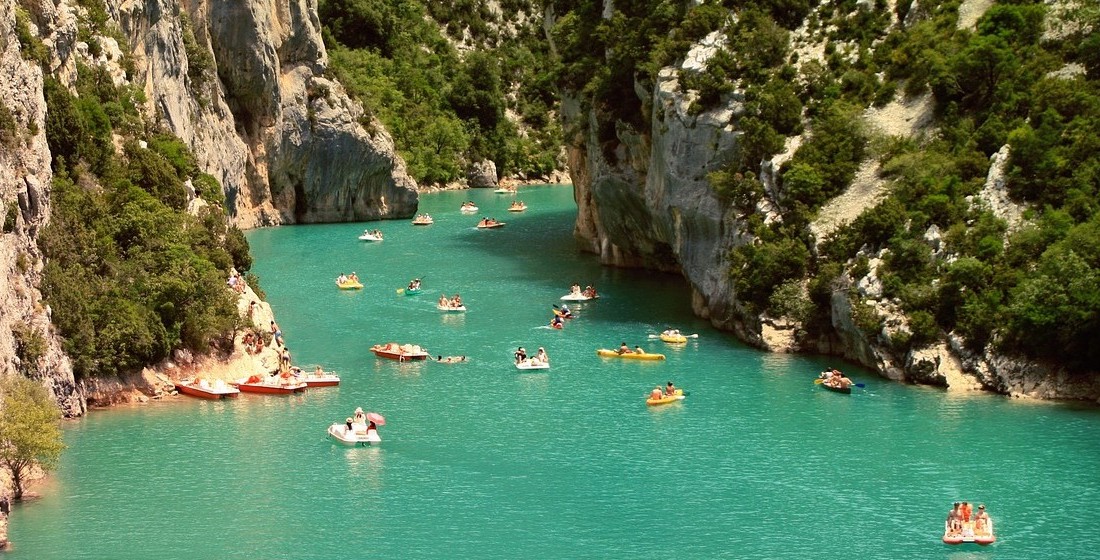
xmin=493 ymin=187 xmax=516 ymax=194
xmin=560 ymin=292 xmax=598 ymax=301
xmin=328 ymin=422 xmax=381 ymax=446
xmin=437 ymin=304 xmax=467 ymax=312
xmin=460 ymin=204 xmax=479 ymax=213
xmin=358 ymin=231 xmax=383 ymax=242
xmin=515 ymin=359 xmax=549 ymax=370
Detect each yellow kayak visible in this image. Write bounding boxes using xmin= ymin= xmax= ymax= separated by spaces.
xmin=596 ymin=349 xmax=666 ymax=361
xmin=659 ymin=333 xmax=687 ymax=343
xmin=337 ymin=280 xmax=363 ymax=290
xmin=646 ymin=389 xmax=684 ymax=405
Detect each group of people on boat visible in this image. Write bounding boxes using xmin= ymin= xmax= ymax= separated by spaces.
xmin=568 ymin=283 xmax=598 ymax=298
xmin=649 ymin=381 xmax=678 ymax=400
xmin=336 ymin=272 xmax=360 ymax=284
xmin=407 ymin=278 xmax=422 ymax=291
xmin=362 ymin=229 xmax=383 ymax=239
xmin=413 ymin=213 xmax=433 ymax=223
xmin=819 ymin=368 xmax=853 ymax=390
xmin=514 ymin=346 xmax=550 ymax=366
xmin=343 ymin=407 xmax=380 ymax=434
xmin=617 ymin=342 xmax=647 ymax=355
xmin=460 ymin=201 xmax=477 ymax=211
xmin=946 ymin=502 xmax=992 ymax=539
xmin=508 ymin=200 xmax=526 ymax=211
xmin=438 ymin=293 xmax=464 ymax=308
xmin=477 ymin=217 xmax=503 ymax=227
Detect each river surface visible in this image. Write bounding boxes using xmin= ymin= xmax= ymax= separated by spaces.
xmin=10 ymin=185 xmax=1100 ymax=559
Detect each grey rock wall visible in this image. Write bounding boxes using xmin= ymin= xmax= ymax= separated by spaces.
xmin=0 ymin=0 xmax=83 ymax=417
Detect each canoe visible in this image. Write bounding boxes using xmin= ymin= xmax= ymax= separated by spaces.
xmin=515 ymin=359 xmax=549 ymax=370
xmin=659 ymin=333 xmax=688 ymax=343
xmin=438 ymin=304 xmax=467 ymax=312
xmin=596 ymin=349 xmax=666 ymax=361
xmin=358 ymin=232 xmax=383 ymax=242
xmin=176 ymin=379 xmax=239 ymax=400
xmin=646 ymin=389 xmax=684 ymax=406
xmin=821 ymin=382 xmax=852 ymax=394
xmin=336 ymin=280 xmax=363 ymax=290
xmin=328 ymin=423 xmax=381 ymax=446
xmin=371 ymin=344 xmax=429 ymax=361
xmin=561 ymin=293 xmax=597 ymax=301
xmin=477 ymin=222 xmax=505 ymax=229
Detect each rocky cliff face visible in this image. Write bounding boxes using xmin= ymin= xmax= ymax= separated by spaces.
xmin=562 ymin=34 xmax=766 ymax=343
xmin=115 ymin=0 xmax=418 ymax=227
xmin=0 ymin=0 xmax=83 ymax=417
xmin=557 ymin=5 xmax=1100 ymax=402
xmin=1 ymin=0 xmax=417 ymax=416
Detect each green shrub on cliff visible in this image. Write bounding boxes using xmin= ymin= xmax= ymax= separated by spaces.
xmin=319 ymin=0 xmax=561 ymax=183
xmin=39 ymin=65 xmax=246 ymax=380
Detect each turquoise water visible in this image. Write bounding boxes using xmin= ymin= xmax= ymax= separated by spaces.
xmin=10 ymin=185 xmax=1100 ymax=559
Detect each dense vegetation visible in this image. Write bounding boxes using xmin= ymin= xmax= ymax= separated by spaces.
xmin=549 ymin=0 xmax=1100 ymax=369
xmin=318 ymin=0 xmax=561 ymax=185
xmin=31 ymin=47 xmax=251 ymax=379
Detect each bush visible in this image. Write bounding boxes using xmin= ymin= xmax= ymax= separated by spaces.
xmin=11 ymin=322 xmax=47 ymax=375
xmin=768 ymin=280 xmax=812 ymax=322
xmin=730 ymin=235 xmax=811 ymax=308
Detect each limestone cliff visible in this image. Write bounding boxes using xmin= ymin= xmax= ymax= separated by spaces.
xmin=1 ymin=0 xmax=417 ymax=416
xmin=114 ymin=0 xmax=418 ymax=227
xmin=0 ymin=0 xmax=83 ymax=417
xmin=555 ymin=3 xmax=1100 ymax=402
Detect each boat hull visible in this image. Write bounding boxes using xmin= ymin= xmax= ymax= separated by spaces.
xmin=437 ymin=305 xmax=467 ymax=312
xmin=659 ymin=334 xmax=687 ymax=343
xmin=477 ymin=223 xmax=505 ymax=229
xmin=234 ymin=381 xmax=308 ymax=394
xmin=560 ymin=293 xmax=597 ymax=301
xmin=358 ymin=234 xmax=382 ymax=242
xmin=337 ymin=281 xmax=363 ymax=290
xmin=404 ymin=288 xmax=422 ymax=296
xmin=596 ymin=349 xmax=666 ymax=361
xmin=371 ymin=347 xmax=429 ymax=361
xmin=515 ymin=360 xmax=549 ymax=370
xmin=176 ymin=383 xmax=239 ymax=400
xmin=647 ymin=390 xmax=684 ymax=406
xmin=821 ymin=383 xmax=852 ymax=394
xmin=304 ymin=376 xmax=340 ymax=387
xmin=328 ymin=424 xmax=381 ymax=446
